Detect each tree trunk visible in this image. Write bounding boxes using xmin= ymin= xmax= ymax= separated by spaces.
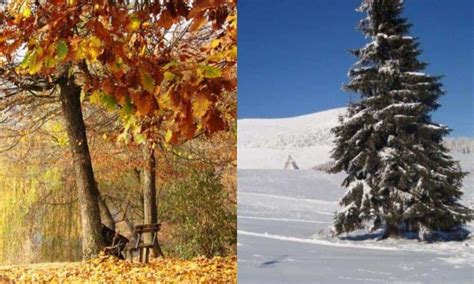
xmin=98 ymin=195 xmax=115 ymax=231
xmin=58 ymin=77 xmax=105 ymax=259
xmin=116 ymin=218 xmax=135 ymax=241
xmin=380 ymin=223 xmax=400 ymax=240
xmin=142 ymin=143 xmax=164 ymax=257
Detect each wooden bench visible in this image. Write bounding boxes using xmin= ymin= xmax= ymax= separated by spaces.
xmin=127 ymin=223 xmax=164 ymax=263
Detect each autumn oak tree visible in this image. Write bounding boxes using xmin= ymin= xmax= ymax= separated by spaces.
xmin=0 ymin=0 xmax=236 ymax=259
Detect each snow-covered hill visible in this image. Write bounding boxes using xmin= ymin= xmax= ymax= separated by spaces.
xmin=238 ymin=108 xmax=346 ymax=169
xmin=238 ymin=107 xmax=474 ymax=169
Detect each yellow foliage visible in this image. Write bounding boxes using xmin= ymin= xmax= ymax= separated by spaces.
xmin=210 ymin=39 xmax=220 ymax=49
xmin=192 ymin=95 xmax=211 ymax=119
xmin=22 ymin=6 xmax=31 ymax=18
xmin=71 ymin=36 xmax=103 ymax=62
xmin=0 ymin=254 xmax=237 ymax=283
xmin=127 ymin=15 xmax=141 ymax=32
xmin=140 ymin=71 xmax=155 ymax=93
xmin=158 ymin=90 xmax=173 ymax=109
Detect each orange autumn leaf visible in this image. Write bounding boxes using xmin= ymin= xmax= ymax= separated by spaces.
xmin=130 ymin=91 xmax=157 ymax=116
xmin=156 ymin=10 xmax=175 ymax=30
xmin=202 ymin=108 xmax=225 ymax=134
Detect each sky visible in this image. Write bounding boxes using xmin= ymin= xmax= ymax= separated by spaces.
xmin=238 ymin=0 xmax=473 ymax=137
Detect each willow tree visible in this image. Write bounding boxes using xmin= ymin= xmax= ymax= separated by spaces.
xmin=0 ymin=0 xmax=236 ymax=259
xmin=331 ymin=0 xmax=472 ymax=240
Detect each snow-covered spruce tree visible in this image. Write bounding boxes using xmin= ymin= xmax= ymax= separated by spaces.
xmin=330 ymin=0 xmax=472 ymax=239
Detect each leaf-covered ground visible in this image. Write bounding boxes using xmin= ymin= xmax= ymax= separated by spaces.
xmin=0 ymin=254 xmax=236 ymax=283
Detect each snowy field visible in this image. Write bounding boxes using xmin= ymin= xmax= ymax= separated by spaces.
xmin=237 ymin=109 xmax=474 ymax=283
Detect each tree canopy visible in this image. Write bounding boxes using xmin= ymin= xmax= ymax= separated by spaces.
xmin=0 ymin=0 xmax=236 ymax=144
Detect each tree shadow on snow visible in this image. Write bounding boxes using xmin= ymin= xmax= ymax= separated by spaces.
xmin=338 ymin=228 xmax=471 ymax=243
xmin=259 ymin=255 xmax=290 ymax=268
xmin=339 ymin=231 xmax=384 ymax=241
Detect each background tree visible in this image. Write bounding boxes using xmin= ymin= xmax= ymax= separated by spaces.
xmin=330 ymin=0 xmax=472 ymax=239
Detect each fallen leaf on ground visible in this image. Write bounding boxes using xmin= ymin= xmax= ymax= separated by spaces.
xmin=0 ymin=254 xmax=236 ymax=283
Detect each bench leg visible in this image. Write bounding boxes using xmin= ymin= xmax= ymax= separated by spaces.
xmin=145 ymin=248 xmax=149 ymax=263
xmin=155 ymin=243 xmax=165 ymax=258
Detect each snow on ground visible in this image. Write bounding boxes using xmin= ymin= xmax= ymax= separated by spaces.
xmin=238 ymin=165 xmax=474 ymax=283
xmin=238 ymin=108 xmax=474 ymax=283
